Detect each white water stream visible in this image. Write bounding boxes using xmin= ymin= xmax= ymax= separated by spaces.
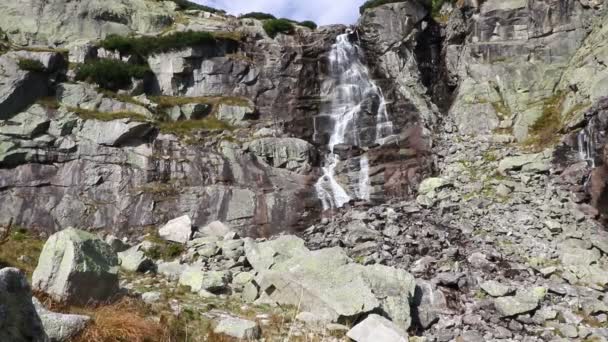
xmin=314 ymin=31 xmax=394 ymax=210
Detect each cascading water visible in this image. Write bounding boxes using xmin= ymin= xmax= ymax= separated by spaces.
xmin=577 ymin=127 xmax=596 ymax=168
xmin=314 ymin=30 xmax=394 ymax=210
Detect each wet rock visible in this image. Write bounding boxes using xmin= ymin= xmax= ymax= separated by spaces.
xmin=32 ymin=228 xmax=119 ymax=305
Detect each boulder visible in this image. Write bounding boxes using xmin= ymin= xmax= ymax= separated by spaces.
xmin=481 ymin=280 xmax=513 ymax=297
xmin=33 ymin=297 xmax=89 ymax=342
xmin=156 ymin=260 xmax=186 ymax=281
xmin=494 ymin=287 xmax=546 ymax=317
xmin=347 ymin=314 xmax=408 ymax=342
xmin=243 ymin=235 xmax=308 ymax=271
xmin=213 ymin=317 xmax=260 ymax=340
xmin=117 ymin=245 xmax=155 ymax=273
xmin=178 ymin=268 xmax=230 ymax=294
xmin=141 ymin=291 xmax=162 ymax=304
xmin=159 ymin=215 xmax=192 ymax=244
xmin=498 ymin=152 xmax=552 ymax=174
xmin=0 ymin=268 xmax=48 ymax=342
xmin=250 ymin=237 xmax=416 ymax=327
xmin=32 ymin=227 xmax=119 ymax=305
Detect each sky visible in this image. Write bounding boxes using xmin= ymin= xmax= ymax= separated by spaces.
xmin=197 ymin=0 xmax=367 ymax=26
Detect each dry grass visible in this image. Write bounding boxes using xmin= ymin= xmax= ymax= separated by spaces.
xmin=68 ymin=107 xmax=149 ymax=122
xmin=150 ymin=95 xmax=250 ymax=109
xmin=72 ymin=297 xmax=165 ymax=342
xmin=523 ymin=93 xmax=565 ymax=151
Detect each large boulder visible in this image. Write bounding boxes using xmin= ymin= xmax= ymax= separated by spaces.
xmin=0 ymin=268 xmax=48 ymax=342
xmin=32 ymin=228 xmax=119 ymax=305
xmin=247 ymin=236 xmax=417 ymax=328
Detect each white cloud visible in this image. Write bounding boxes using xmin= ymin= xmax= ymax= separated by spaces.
xmin=196 ymin=0 xmax=366 ymax=26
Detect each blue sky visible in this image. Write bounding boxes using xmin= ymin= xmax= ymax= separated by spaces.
xmin=197 ymin=0 xmax=367 ymax=26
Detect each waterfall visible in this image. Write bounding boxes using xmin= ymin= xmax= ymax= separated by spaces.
xmin=577 ymin=127 xmax=596 ymax=168
xmin=314 ymin=31 xmax=394 ymax=210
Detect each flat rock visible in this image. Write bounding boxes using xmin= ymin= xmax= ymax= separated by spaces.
xmin=481 ymin=280 xmax=513 ymax=297
xmin=347 ymin=314 xmax=408 ymax=342
xmin=33 ymin=297 xmax=89 ymax=342
xmin=213 ymin=317 xmax=260 ymax=340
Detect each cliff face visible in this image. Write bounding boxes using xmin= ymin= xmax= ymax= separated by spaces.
xmin=1 ymin=0 xmax=608 ymax=235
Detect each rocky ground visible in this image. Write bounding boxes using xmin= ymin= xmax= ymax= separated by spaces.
xmin=4 ymin=113 xmax=608 ymax=342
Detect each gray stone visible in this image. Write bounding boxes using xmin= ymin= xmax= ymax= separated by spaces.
xmin=156 ymin=260 xmax=186 ymax=281
xmin=498 ymin=152 xmax=552 ymax=174
xmin=213 ymin=317 xmax=260 ymax=340
xmin=0 ymin=54 xmax=50 ymax=120
xmin=480 ymin=280 xmax=513 ymax=297
xmin=141 ymin=291 xmax=162 ymax=304
xmin=159 ymin=215 xmax=192 ymax=244
xmin=347 ymin=314 xmax=408 ymax=342
xmin=414 ymin=280 xmax=447 ymax=329
xmin=0 ymin=104 xmax=50 ymax=138
xmin=178 ymin=268 xmax=230 ymax=294
xmin=198 ymin=221 xmax=233 ymax=238
xmin=33 ymin=297 xmax=89 ymax=342
xmin=104 ymin=235 xmax=129 ymax=253
xmin=216 ymin=102 xmax=256 ymax=125
xmin=32 ymin=227 xmax=119 ymax=305
xmin=0 ymin=268 xmax=48 ymax=342
xmin=418 ymin=178 xmax=450 ymax=195
xmin=494 ymin=287 xmax=546 ymax=317
xmin=244 ymin=235 xmax=308 ymax=272
xmin=117 ymin=245 xmax=155 ymax=273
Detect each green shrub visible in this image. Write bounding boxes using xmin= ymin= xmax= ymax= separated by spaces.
xmin=18 ymin=58 xmax=46 ymax=73
xmin=99 ymin=31 xmax=217 ymax=57
xmin=75 ymin=59 xmax=150 ymax=90
xmin=263 ymin=19 xmax=296 ymax=38
xmin=239 ymin=12 xmax=276 ymax=20
xmin=168 ymin=0 xmax=225 ymax=13
xmin=298 ymin=20 xmax=318 ymax=30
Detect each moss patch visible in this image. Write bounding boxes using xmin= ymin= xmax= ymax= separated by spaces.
xmin=158 ymin=118 xmax=233 ymax=137
xmin=143 ymin=230 xmax=185 ymax=261
xmin=523 ymin=92 xmax=564 ymax=151
xmin=17 ymin=58 xmax=46 ymax=73
xmin=0 ymin=228 xmax=44 ymax=278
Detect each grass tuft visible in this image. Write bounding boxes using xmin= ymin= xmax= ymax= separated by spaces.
xmin=68 ymin=107 xmax=148 ymax=122
xmin=18 ymin=58 xmax=46 ymax=73
xmin=99 ymin=31 xmax=220 ymax=58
